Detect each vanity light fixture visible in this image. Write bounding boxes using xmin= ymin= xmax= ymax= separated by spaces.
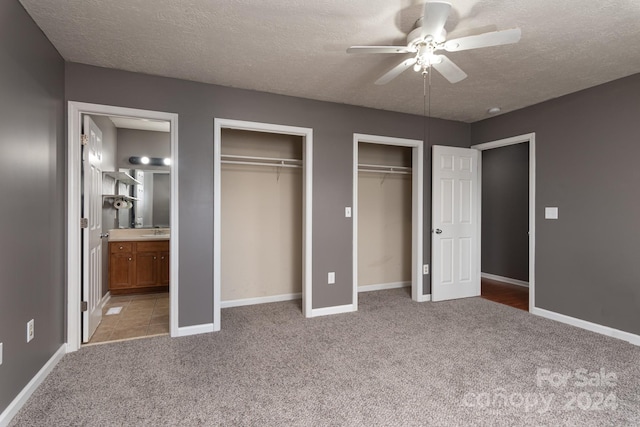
xmin=129 ymin=156 xmax=171 ymax=167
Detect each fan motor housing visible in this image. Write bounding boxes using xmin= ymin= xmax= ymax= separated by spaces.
xmin=407 ymin=26 xmax=447 ymax=49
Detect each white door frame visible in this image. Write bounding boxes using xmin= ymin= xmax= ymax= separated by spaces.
xmin=67 ymin=101 xmax=179 ymax=352
xmin=352 ymin=133 xmax=425 ymax=307
xmin=213 ymin=119 xmax=313 ymax=331
xmin=471 ymin=132 xmax=536 ymax=311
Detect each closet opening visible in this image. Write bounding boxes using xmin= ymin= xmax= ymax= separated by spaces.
xmin=220 ymin=129 xmax=303 ymax=309
xmin=214 ymin=119 xmax=313 ymax=331
xmin=352 ymin=133 xmax=425 ymax=308
xmin=357 ymin=142 xmax=412 ymax=295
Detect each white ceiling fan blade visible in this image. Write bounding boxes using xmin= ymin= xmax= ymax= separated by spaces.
xmin=444 ymin=28 xmax=521 ymax=52
xmin=421 ymin=1 xmax=452 ymax=38
xmin=347 ymin=46 xmax=414 ymax=54
xmin=375 ymin=57 xmax=417 ymax=85
xmin=431 ymin=55 xmax=467 ymax=83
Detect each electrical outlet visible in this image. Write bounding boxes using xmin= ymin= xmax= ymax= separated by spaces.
xmin=27 ymin=319 xmax=34 ymax=342
xmin=423 ymin=264 xmax=429 ymax=275
xmin=345 ymin=207 xmax=352 ymax=218
xmin=328 ymin=272 xmax=336 ymax=284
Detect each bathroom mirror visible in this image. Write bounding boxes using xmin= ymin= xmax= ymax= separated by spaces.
xmin=117 ymin=169 xmax=170 ymax=228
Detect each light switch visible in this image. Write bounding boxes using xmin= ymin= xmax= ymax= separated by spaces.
xmin=345 ymin=207 xmax=352 ymax=218
xmin=545 ymin=207 xmax=558 ymax=219
xmin=328 ymin=272 xmax=335 ymax=284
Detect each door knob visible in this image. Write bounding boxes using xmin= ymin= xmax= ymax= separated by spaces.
xmin=100 ymin=233 xmax=109 ymax=238
xmin=434 ymin=229 xmax=442 ymax=234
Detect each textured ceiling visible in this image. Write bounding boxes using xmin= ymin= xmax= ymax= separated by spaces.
xmin=20 ymin=0 xmax=640 ymax=122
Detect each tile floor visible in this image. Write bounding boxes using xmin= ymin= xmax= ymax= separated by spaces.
xmin=88 ymin=292 xmax=169 ymax=344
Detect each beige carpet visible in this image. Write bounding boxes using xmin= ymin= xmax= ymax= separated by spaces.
xmin=9 ymin=288 xmax=640 ymax=426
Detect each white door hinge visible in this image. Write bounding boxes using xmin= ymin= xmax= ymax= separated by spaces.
xmin=81 ymin=134 xmax=89 ymax=145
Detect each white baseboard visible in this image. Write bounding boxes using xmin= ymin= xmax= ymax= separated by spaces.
xmin=0 ymin=344 xmax=66 ymax=427
xmin=416 ymin=293 xmax=432 ymax=302
xmin=221 ymin=292 xmax=301 ymax=308
xmin=531 ymin=307 xmax=640 ymax=347
xmin=176 ymin=323 xmax=214 ymax=337
xmin=310 ymin=304 xmax=356 ymax=317
xmin=358 ymin=281 xmax=410 ymax=293
xmin=481 ymin=272 xmax=529 ymax=288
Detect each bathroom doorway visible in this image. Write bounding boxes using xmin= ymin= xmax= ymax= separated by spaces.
xmin=67 ymin=102 xmax=179 ymax=352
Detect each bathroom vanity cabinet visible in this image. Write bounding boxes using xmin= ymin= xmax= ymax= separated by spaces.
xmin=109 ymin=240 xmax=169 ymax=294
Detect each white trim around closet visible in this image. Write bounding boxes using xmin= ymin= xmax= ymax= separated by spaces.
xmin=213 ymin=119 xmax=313 ymax=331
xmin=352 ymin=133 xmax=424 ymax=309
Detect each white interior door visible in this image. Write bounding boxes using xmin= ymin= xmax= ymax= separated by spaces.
xmin=431 ymin=145 xmax=479 ymax=301
xmin=82 ymin=115 xmax=103 ymax=342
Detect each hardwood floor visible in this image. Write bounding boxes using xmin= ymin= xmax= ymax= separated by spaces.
xmin=481 ymin=277 xmax=529 ymax=311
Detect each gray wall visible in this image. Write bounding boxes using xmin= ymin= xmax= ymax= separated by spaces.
xmin=471 ymin=72 xmax=640 ymax=336
xmin=116 ymin=128 xmax=171 ymax=171
xmin=152 ymin=173 xmax=171 ymax=227
xmin=0 ymin=0 xmax=65 ymax=415
xmin=481 ymin=143 xmax=529 ymax=281
xmin=65 ymin=62 xmax=470 ymax=325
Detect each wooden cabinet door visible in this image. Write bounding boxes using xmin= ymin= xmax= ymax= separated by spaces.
xmin=110 ymin=252 xmax=134 ymax=289
xmin=136 ymin=251 xmax=158 ymax=287
xmin=158 ymin=251 xmax=170 ymax=285
xmin=108 ymin=240 xmax=169 ymax=293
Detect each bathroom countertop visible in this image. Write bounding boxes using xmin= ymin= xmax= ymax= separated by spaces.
xmin=108 ymin=228 xmax=170 ymax=242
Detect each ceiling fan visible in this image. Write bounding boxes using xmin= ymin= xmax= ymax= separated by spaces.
xmin=347 ymin=1 xmax=521 ymax=85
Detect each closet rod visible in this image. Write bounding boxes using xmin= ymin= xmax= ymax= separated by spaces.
xmin=221 ymin=154 xmax=302 ymax=164
xmin=222 ymin=160 xmax=302 ymax=169
xmin=358 ymin=168 xmax=411 ymax=175
xmin=357 ymin=163 xmax=412 ymax=174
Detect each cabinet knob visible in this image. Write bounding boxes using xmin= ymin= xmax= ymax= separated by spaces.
xmin=128 ymin=257 xmax=132 ymax=261
xmin=161 ymin=256 xmax=165 ymax=260
xmin=119 ymin=246 xmax=123 ymax=250
xmin=154 ymin=256 xmax=157 ymax=260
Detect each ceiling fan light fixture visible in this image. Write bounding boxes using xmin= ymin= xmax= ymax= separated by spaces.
xmin=346 ymin=1 xmax=521 ymax=85
xmin=428 ymin=54 xmax=442 ymax=65
xmin=445 ymin=41 xmax=459 ymax=50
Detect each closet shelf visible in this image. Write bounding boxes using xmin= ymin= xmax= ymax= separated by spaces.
xmin=358 ymin=163 xmax=412 ymax=175
xmin=221 ymin=154 xmax=302 ymax=169
xmin=103 ymin=171 xmax=141 ymax=186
